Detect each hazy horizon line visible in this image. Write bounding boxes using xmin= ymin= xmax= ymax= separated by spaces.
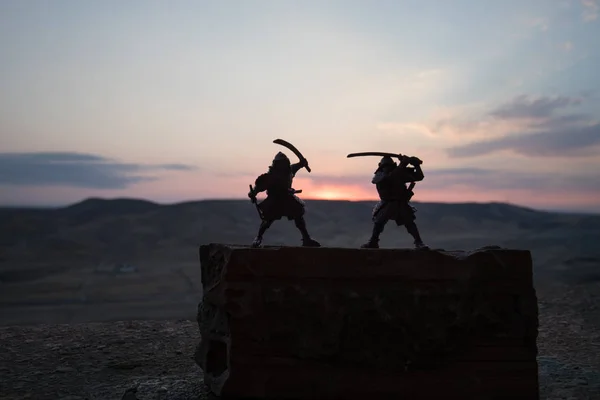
xmin=1 ymin=196 xmax=598 ymax=216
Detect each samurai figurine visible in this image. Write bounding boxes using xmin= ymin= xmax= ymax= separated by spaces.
xmin=347 ymin=152 xmax=429 ymax=249
xmin=248 ymin=140 xmax=321 ymax=248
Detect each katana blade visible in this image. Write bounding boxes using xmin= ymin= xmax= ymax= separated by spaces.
xmin=346 ymin=152 xmax=402 ymax=158
xmin=273 ymin=139 xmax=311 ymax=173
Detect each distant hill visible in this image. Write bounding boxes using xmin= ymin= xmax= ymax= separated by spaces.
xmin=62 ymin=198 xmax=160 ymax=223
xmin=1 ymin=197 xmax=599 ymax=283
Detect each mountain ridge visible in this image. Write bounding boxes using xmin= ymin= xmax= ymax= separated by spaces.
xmin=1 ymin=198 xmax=599 ymax=266
xmin=1 ymin=196 xmax=597 ymax=216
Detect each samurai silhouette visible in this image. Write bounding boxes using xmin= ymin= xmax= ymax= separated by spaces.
xmin=348 ymin=152 xmax=429 ymax=249
xmin=248 ymin=140 xmax=321 ymax=248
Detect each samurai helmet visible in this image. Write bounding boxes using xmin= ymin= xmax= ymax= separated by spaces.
xmin=271 ymin=151 xmax=291 ymax=170
xmin=378 ymin=156 xmax=396 ymax=168
xmin=273 ymin=151 xmax=289 ymax=162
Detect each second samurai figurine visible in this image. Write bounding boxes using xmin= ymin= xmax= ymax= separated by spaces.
xmin=248 ymin=140 xmax=321 ymax=248
xmin=347 ymin=151 xmax=429 ymax=250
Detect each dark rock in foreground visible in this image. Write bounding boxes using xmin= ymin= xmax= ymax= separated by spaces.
xmin=194 ymin=244 xmax=539 ymax=399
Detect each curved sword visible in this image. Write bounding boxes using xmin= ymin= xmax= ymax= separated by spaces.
xmin=347 ymin=152 xmax=403 ymax=159
xmin=273 ymin=139 xmax=311 ymax=173
xmin=347 ymin=152 xmax=422 ymax=165
xmin=348 ymin=152 xmax=422 ymax=197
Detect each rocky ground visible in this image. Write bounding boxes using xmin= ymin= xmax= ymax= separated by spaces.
xmin=536 ymin=281 xmax=600 ymax=400
xmin=1 ymin=283 xmax=599 ymax=400
xmin=0 ymin=320 xmax=210 ymax=400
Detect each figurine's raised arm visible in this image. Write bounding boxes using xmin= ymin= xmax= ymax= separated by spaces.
xmin=412 ymin=166 xmax=424 ymax=181
xmin=406 ymin=158 xmax=424 ymax=182
xmin=390 ymin=155 xmax=424 ymax=182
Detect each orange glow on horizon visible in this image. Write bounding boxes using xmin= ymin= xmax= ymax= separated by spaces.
xmin=308 ymin=190 xmax=348 ymax=200
xmin=305 ymin=187 xmax=375 ymax=201
xmin=292 ymin=179 xmax=377 ymax=201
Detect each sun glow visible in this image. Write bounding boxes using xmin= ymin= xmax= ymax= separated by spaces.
xmin=310 ymin=189 xmax=349 ymax=200
xmin=297 ymin=181 xmax=377 ymax=201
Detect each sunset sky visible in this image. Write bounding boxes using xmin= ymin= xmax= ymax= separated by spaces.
xmin=1 ymin=0 xmax=599 ymax=212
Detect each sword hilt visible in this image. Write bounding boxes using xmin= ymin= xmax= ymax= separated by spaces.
xmin=297 ymin=157 xmax=311 ymax=173
xmin=303 ymin=159 xmax=312 ymax=173
xmin=248 ymin=184 xmax=257 ymax=203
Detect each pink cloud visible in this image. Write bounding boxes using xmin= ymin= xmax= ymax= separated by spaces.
xmin=444 ymin=95 xmax=600 ymax=158
xmin=378 ymin=106 xmax=547 ymax=143
xmin=379 ymin=94 xmax=599 ymax=162
xmin=582 ymin=0 xmax=599 ymax=21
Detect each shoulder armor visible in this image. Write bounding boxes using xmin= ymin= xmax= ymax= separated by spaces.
xmin=255 ymin=173 xmax=270 ymax=186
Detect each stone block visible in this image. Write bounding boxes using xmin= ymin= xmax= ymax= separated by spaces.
xmin=194 ymin=244 xmax=539 ymax=399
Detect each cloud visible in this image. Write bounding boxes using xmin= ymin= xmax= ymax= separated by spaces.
xmin=445 ymin=94 xmax=600 ymax=158
xmin=447 ymin=123 xmax=600 ymax=157
xmin=377 ymin=102 xmax=498 ymax=139
xmin=383 ymin=95 xmax=590 ymax=142
xmin=424 ymin=167 xmax=600 ymax=192
xmin=582 ymin=0 xmax=599 ymax=21
xmin=488 ymin=94 xmax=582 ymax=119
xmin=159 ymin=163 xmax=196 ymax=171
xmin=0 ymin=152 xmax=196 ymax=189
xmin=532 ymin=113 xmax=590 ymax=130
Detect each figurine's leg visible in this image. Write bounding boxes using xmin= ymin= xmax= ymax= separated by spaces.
xmin=252 ymin=219 xmax=273 ymax=248
xmin=294 ymin=217 xmax=321 ymax=247
xmin=405 ymin=221 xmax=429 ymax=249
xmin=361 ymin=221 xmax=386 ymax=248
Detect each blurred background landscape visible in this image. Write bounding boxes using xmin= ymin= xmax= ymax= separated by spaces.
xmin=1 ymin=197 xmax=599 ymax=327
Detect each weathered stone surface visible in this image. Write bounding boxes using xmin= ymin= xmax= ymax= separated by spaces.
xmin=194 ymin=244 xmax=539 ymax=399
